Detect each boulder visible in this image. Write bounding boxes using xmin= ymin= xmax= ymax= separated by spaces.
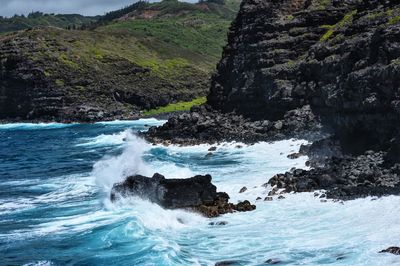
xmin=111 ymin=173 xmax=256 ymax=217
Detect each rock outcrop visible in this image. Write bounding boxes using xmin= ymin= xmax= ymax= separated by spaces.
xmin=111 ymin=173 xmax=256 ymax=217
xmin=145 ymin=103 xmax=322 ymax=145
xmin=0 ymin=28 xmax=208 ymax=122
xmin=268 ymin=151 xmax=400 ymax=200
xmin=380 ymin=247 xmax=400 ymax=255
xmin=147 ymin=0 xmax=400 ymax=199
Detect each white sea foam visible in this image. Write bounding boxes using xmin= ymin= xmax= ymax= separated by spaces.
xmin=92 ymin=133 xmax=153 ymax=192
xmin=76 ymin=129 xmax=137 ymax=147
xmin=3 ymin=123 xmax=400 ymax=265
xmin=95 ymin=118 xmax=166 ymax=126
xmin=0 ymin=122 xmax=75 ymax=130
xmin=23 ymin=261 xmax=54 ymax=266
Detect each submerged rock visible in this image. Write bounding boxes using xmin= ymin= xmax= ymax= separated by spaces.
xmin=111 ymin=173 xmax=256 ymax=217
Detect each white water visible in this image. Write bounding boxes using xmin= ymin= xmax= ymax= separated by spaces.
xmin=1 ymin=121 xmax=400 ymax=265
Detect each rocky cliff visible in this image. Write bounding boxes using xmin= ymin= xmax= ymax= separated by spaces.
xmin=208 ymin=0 xmax=400 ymax=157
xmin=147 ymin=0 xmax=400 ymax=198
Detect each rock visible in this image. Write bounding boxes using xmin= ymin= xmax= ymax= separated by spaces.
xmin=145 ymin=0 xmax=400 ymax=202
xmin=277 ymin=196 xmax=285 ymax=200
xmin=215 ymin=261 xmax=240 ymax=266
xmin=209 ymin=221 xmax=228 ymax=226
xmin=111 ymin=173 xmax=256 ymax=217
xmin=256 ymin=197 xmax=262 ymax=200
xmin=264 ymin=197 xmax=273 ymax=201
xmin=239 ymin=187 xmax=247 ymax=193
xmin=287 ymin=153 xmax=302 ymax=159
xmin=0 ymin=29 xmax=209 ymax=122
xmin=274 ymin=121 xmax=283 ymax=130
xmin=380 ymin=247 xmax=400 ymax=255
xmin=208 ymin=146 xmax=217 ymax=152
xmin=111 ymin=173 xmax=216 ymax=208
xmin=234 ymin=200 xmax=256 ymax=212
xmin=265 ymin=258 xmax=282 ymax=264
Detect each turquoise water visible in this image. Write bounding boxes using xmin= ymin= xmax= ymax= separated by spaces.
xmin=0 ymin=119 xmax=399 ymax=265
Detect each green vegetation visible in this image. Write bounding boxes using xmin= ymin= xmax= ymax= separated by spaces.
xmin=55 ymin=79 xmax=65 ymax=86
xmin=320 ymin=10 xmax=357 ymax=41
xmin=0 ymin=12 xmax=97 ymax=34
xmin=363 ymin=7 xmax=400 ymax=26
xmin=309 ymin=0 xmax=331 ymax=10
xmin=388 ymin=15 xmax=400 ymax=25
xmin=1 ymin=0 xmax=241 ymax=115
xmin=142 ymin=96 xmax=207 ymax=116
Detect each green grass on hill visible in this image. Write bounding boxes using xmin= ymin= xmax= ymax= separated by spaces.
xmin=1 ymin=0 xmax=241 ymax=114
xmin=0 ymin=12 xmax=97 ymax=33
xmin=143 ymin=96 xmax=207 ymax=116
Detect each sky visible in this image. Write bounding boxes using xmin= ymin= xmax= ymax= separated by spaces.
xmin=0 ymin=0 xmax=149 ymax=17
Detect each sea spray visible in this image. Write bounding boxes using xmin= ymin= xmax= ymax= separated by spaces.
xmin=92 ymin=131 xmax=153 ymax=192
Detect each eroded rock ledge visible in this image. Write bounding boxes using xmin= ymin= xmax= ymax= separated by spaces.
xmin=111 ymin=173 xmax=256 ymax=217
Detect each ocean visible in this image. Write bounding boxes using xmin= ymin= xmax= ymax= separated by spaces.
xmin=0 ymin=119 xmax=399 ymax=265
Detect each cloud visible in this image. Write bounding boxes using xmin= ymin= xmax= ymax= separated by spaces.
xmin=0 ymin=0 xmax=141 ymax=17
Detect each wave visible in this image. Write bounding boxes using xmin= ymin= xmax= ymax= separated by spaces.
xmin=92 ymin=133 xmax=153 ymax=192
xmin=95 ymin=118 xmax=166 ymax=126
xmin=0 ymin=122 xmax=76 ymax=130
xmin=76 ymin=129 xmax=137 ymax=147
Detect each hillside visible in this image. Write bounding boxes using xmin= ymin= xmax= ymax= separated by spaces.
xmin=0 ymin=0 xmax=241 ymax=122
xmin=0 ymin=12 xmax=98 ymax=34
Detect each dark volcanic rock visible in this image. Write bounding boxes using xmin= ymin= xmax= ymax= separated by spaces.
xmin=268 ymin=151 xmax=400 ymax=200
xmin=145 ymin=104 xmax=322 ymax=145
xmin=0 ymin=28 xmax=208 ymax=122
xmin=111 ymin=173 xmax=256 ymax=217
xmin=147 ymin=0 xmax=400 ymax=201
xmin=380 ymin=247 xmax=400 ymax=255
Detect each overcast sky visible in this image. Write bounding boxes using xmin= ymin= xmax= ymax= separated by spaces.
xmin=0 ymin=0 xmax=154 ymax=17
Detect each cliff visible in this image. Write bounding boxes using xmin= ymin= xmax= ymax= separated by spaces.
xmin=0 ymin=0 xmax=240 ymax=122
xmin=147 ymin=0 xmax=400 ymax=198
xmin=208 ymin=0 xmax=400 ymax=156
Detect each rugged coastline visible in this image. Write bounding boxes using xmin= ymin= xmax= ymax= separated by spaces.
xmin=145 ymin=0 xmax=400 ymax=203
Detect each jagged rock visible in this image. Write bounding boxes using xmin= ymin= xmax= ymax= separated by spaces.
xmin=145 ymin=104 xmax=322 ymax=145
xmin=380 ymin=247 xmax=400 ymax=255
xmin=111 ymin=173 xmax=256 ymax=217
xmin=267 ymin=151 xmax=400 ymax=200
xmin=287 ymin=152 xmax=302 ymax=159
xmin=239 ymin=186 xmax=247 ymax=193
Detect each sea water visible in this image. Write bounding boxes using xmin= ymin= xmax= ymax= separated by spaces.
xmin=0 ymin=119 xmax=399 ymax=265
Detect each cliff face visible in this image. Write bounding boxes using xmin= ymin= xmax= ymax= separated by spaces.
xmin=207 ymin=0 xmax=400 ymax=157
xmin=0 ymin=29 xmax=208 ymax=122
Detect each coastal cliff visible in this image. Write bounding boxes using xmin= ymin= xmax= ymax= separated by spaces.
xmin=147 ymin=0 xmax=400 ymax=199
xmin=209 ymin=0 xmax=400 ymax=156
xmin=0 ymin=0 xmax=240 ymax=122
